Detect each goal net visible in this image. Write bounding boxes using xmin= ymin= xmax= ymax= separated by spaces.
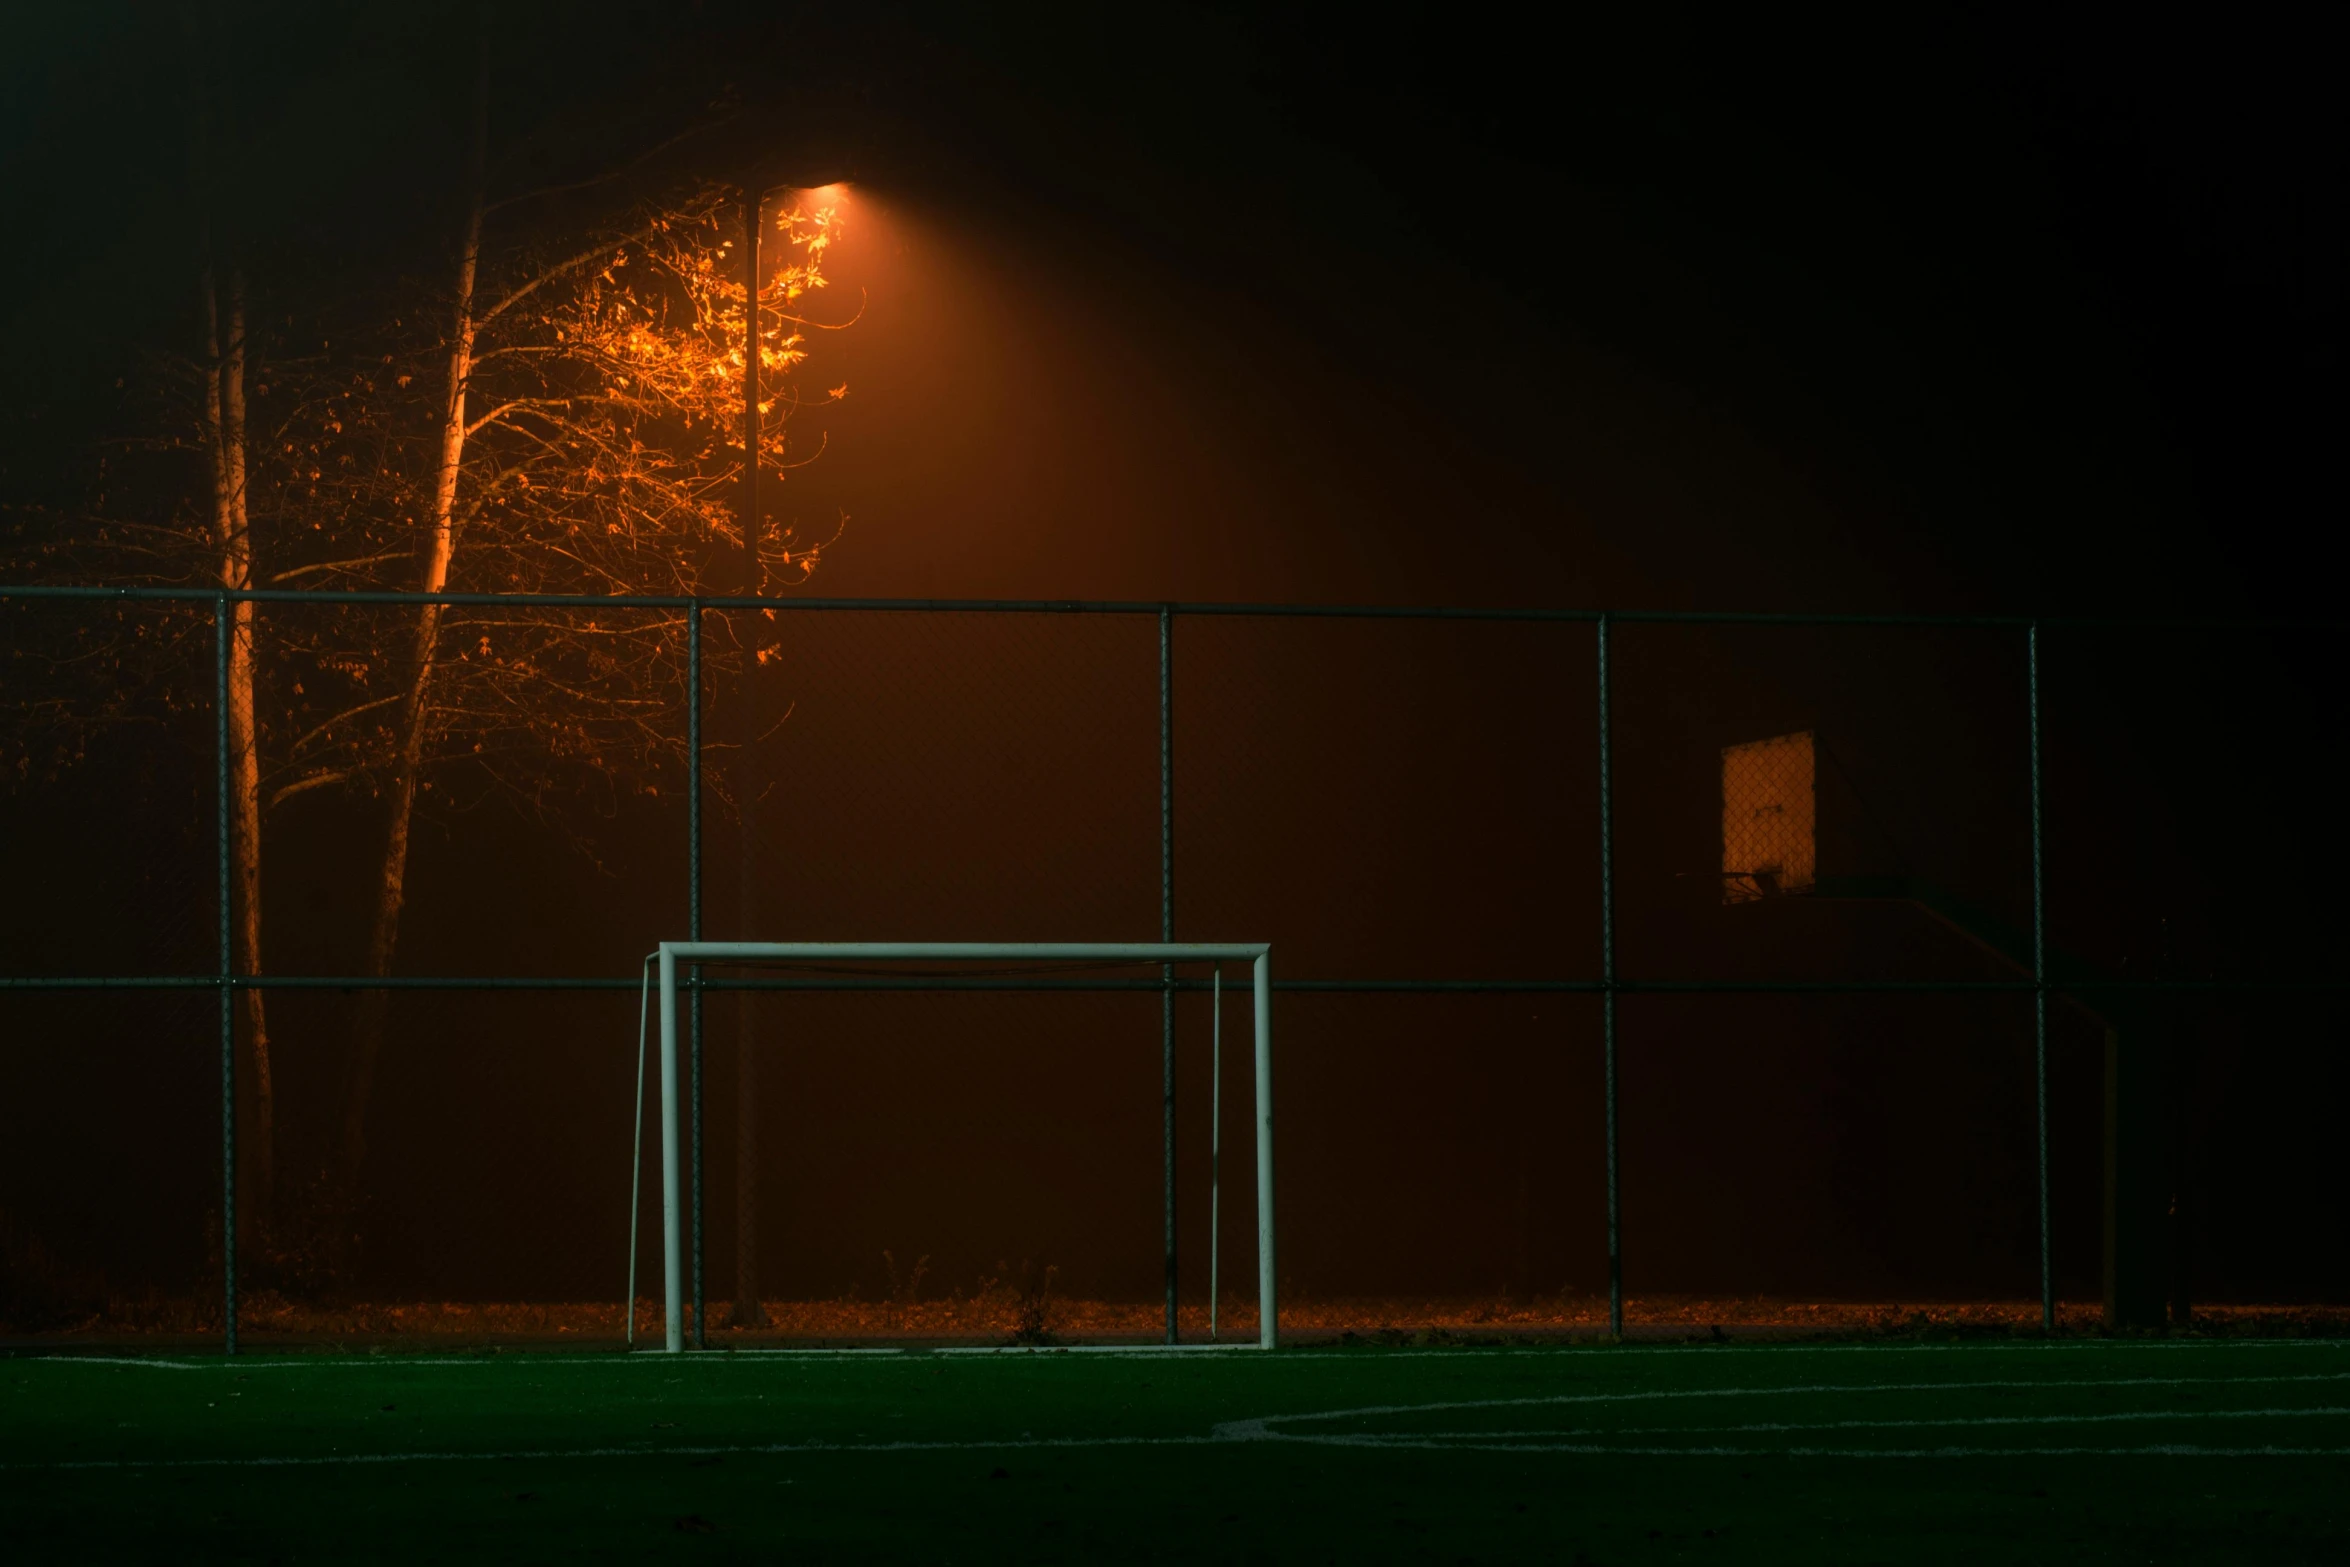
xmin=632 ymin=942 xmax=1277 ymax=1352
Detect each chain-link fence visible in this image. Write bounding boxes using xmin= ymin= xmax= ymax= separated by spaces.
xmin=3 ymin=586 xmax=2345 ymax=1348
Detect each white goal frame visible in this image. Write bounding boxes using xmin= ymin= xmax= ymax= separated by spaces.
xmin=652 ymin=942 xmax=1277 ymax=1354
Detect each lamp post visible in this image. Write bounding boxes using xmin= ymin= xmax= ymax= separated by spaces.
xmin=731 ymin=177 xmax=769 ymax=1333
xmin=727 ymin=168 xmax=847 ymax=1335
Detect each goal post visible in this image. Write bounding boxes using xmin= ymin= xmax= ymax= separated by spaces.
xmin=651 ymin=941 xmax=1277 ymax=1354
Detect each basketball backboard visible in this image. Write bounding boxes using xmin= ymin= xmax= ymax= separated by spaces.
xmin=1722 ymin=729 xmax=1816 ymax=902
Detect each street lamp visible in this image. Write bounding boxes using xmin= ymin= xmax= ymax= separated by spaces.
xmin=743 ymin=172 xmax=850 ymax=588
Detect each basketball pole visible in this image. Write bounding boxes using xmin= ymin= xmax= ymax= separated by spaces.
xmin=2030 ymin=621 xmax=2052 ymax=1334
xmin=1160 ymin=606 xmax=1177 ymax=1346
xmin=1253 ymin=949 xmax=1277 ymax=1351
xmin=1598 ymin=614 xmax=1622 ymax=1341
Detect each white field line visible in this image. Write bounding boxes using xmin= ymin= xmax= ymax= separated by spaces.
xmin=1216 ymin=1369 xmax=2350 ymax=1440
xmin=9 ymin=1429 xmax=2350 ymax=1474
xmin=1334 ymin=1405 xmax=2350 ymax=1441
xmin=12 ymin=1372 xmax=2350 ymax=1475
xmin=25 ymin=1338 xmax=2350 ymax=1372
xmin=4 ymin=1435 xmax=1223 ymax=1473
xmin=1234 ymin=1439 xmax=2350 ymax=1458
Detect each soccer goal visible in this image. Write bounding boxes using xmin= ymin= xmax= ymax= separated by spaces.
xmin=634 ymin=942 xmax=1278 ymax=1353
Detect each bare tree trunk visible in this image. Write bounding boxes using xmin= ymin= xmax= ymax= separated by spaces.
xmin=201 ymin=265 xmax=273 ymax=1224
xmin=733 ymin=185 xmax=770 ymax=1329
xmin=341 ymin=48 xmax=489 ymax=1195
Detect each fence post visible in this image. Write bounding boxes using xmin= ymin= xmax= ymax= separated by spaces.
xmin=1160 ymin=605 xmax=1177 ymax=1345
xmin=1598 ymin=614 xmax=1621 ymax=1340
xmin=216 ymin=592 xmax=238 ymax=1356
xmin=688 ymin=599 xmax=705 ymax=1348
xmin=2029 ymin=620 xmax=2052 ymax=1334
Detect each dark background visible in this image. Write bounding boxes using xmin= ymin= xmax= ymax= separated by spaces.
xmin=1 ymin=5 xmax=2342 ymax=1317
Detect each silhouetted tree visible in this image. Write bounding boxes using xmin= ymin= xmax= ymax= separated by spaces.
xmin=2 ymin=31 xmax=855 ymax=1258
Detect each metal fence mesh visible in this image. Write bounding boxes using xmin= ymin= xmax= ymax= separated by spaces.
xmin=3 ymin=589 xmax=2346 ymax=1346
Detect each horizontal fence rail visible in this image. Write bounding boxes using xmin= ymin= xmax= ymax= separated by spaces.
xmin=2 ymin=580 xmax=2343 ymax=630
xmin=2 ymin=582 xmax=2343 ymax=1353
xmin=7 ymin=974 xmax=2344 ymax=993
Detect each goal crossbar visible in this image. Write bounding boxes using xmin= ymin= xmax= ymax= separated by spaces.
xmin=652 ymin=941 xmax=1277 ymax=1353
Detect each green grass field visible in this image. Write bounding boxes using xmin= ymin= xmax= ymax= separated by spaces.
xmin=6 ymin=1340 xmax=2348 ymax=1562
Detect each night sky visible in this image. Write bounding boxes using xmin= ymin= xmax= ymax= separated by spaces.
xmin=6 ymin=7 xmax=2340 ymax=611
xmin=1 ymin=6 xmax=2341 ymax=1317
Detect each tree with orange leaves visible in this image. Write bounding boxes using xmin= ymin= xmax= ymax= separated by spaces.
xmin=2 ymin=48 xmax=855 ymax=1271
xmin=270 ymin=93 xmax=852 ymax=1217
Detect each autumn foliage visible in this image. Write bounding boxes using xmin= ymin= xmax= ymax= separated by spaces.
xmin=1 ymin=80 xmax=855 ymax=1268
